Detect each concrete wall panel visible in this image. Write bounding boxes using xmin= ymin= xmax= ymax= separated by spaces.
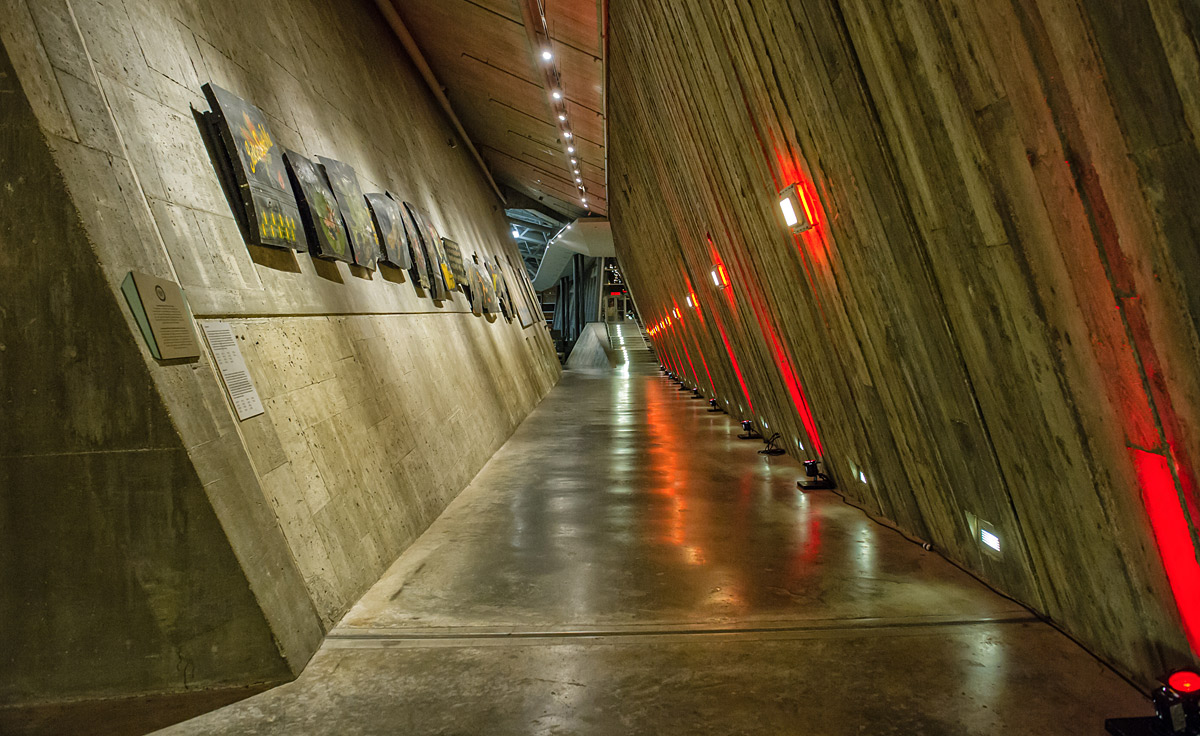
xmin=610 ymin=0 xmax=1200 ymax=685
xmin=1 ymin=0 xmax=559 ymax=707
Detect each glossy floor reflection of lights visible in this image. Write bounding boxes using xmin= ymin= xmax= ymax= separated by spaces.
xmin=158 ymin=340 xmax=1147 ymax=735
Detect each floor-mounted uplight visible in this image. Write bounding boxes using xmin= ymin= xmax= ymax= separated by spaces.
xmin=778 ymin=183 xmax=815 ymax=234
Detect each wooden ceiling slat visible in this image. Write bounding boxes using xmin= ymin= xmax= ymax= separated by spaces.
xmin=390 ymin=0 xmax=606 ymax=219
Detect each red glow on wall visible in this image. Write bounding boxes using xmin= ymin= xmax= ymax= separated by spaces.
xmin=714 ymin=318 xmax=753 ymax=413
xmin=1133 ymin=448 xmax=1200 ymax=653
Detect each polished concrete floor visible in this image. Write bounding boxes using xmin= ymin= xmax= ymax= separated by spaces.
xmin=158 ymin=336 xmax=1148 ymax=735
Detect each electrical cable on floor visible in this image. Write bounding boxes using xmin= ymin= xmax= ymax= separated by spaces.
xmin=759 ymin=433 xmax=786 ymax=456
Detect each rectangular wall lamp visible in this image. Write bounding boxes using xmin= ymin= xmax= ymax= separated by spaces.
xmin=779 ymin=183 xmax=815 ymax=234
xmin=711 ymin=264 xmax=730 ymax=289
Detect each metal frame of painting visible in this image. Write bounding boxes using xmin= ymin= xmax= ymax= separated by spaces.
xmin=317 ymin=156 xmax=379 ymax=270
xmin=365 ymin=192 xmax=412 ymax=270
xmin=201 ymin=83 xmax=306 ymax=252
xmin=284 ymin=150 xmax=353 ymax=263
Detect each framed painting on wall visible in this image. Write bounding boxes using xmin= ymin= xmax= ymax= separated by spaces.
xmin=505 ymin=254 xmax=540 ymax=328
xmin=316 ymin=156 xmax=380 ymax=270
xmin=365 ymin=192 xmax=411 ymax=270
xmin=442 ymin=238 xmax=468 ymax=287
xmin=398 ymin=202 xmax=431 ymax=292
xmin=403 ymin=203 xmax=451 ymax=300
xmin=201 ymin=83 xmax=306 ymax=252
xmin=283 ymin=150 xmax=352 ymax=263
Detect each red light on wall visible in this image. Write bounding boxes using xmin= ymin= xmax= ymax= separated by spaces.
xmin=710 ymin=264 xmax=730 ymax=289
xmin=1169 ymin=670 xmax=1200 ymax=693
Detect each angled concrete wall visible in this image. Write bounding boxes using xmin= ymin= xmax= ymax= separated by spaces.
xmin=610 ymin=0 xmax=1200 ymax=686
xmin=0 ymin=0 xmax=558 ymax=708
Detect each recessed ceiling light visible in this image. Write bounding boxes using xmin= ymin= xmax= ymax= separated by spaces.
xmin=567 ymin=145 xmax=575 ymax=153
xmin=542 ymin=50 xmax=553 ymax=61
xmin=564 ymin=131 xmax=572 ymax=139
xmin=552 ymin=91 xmax=562 ymax=100
xmin=558 ymin=114 xmax=566 ymax=121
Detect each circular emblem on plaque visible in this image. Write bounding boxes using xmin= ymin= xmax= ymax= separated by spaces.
xmin=155 ymin=285 xmax=167 ymax=302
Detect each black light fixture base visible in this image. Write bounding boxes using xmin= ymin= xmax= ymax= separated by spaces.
xmin=798 ymin=477 xmax=836 ymax=491
xmin=1103 ymin=717 xmax=1168 ymax=735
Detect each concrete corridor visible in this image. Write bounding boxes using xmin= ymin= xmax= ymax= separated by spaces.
xmin=160 ymin=341 xmax=1146 ymax=735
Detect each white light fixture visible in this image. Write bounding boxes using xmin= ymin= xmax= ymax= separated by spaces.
xmin=567 ymin=145 xmax=575 ymax=153
xmin=558 ymin=114 xmax=566 ymax=121
xmin=575 ymin=177 xmax=582 ymax=183
xmin=564 ymin=131 xmax=573 ymax=139
xmin=778 ymin=183 xmax=815 ymax=234
xmin=685 ymin=295 xmax=694 ymax=308
xmin=542 ymin=49 xmax=553 ymax=61
xmin=581 ymin=197 xmax=587 ymax=203
xmin=511 ymin=227 xmax=519 ymax=238
xmin=981 ymin=529 xmax=1001 ymax=552
xmin=710 ymin=264 xmax=730 ymax=288
xmin=570 ymin=158 xmax=577 ymax=164
xmin=858 ymin=470 xmax=867 ymax=483
xmin=552 ymin=90 xmax=562 ymax=100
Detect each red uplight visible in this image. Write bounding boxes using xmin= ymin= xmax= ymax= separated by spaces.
xmin=1169 ymin=670 xmax=1200 ymax=693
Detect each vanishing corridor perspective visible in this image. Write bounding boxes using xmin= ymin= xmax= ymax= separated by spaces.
xmin=1 ymin=0 xmax=1199 ymax=734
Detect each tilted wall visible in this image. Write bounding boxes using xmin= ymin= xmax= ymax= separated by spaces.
xmin=609 ymin=0 xmax=1200 ymax=686
xmin=0 ymin=0 xmax=559 ymax=706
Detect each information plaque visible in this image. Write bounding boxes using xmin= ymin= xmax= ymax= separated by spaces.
xmin=200 ymin=321 xmax=264 ymax=421
xmin=120 ymin=271 xmax=201 ymax=360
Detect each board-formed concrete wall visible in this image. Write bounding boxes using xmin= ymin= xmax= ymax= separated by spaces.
xmin=0 ymin=0 xmax=559 ymax=707
xmin=609 ymin=0 xmax=1200 ymax=686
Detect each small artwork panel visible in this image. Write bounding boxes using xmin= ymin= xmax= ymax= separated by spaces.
xmin=398 ymin=203 xmax=431 ymax=292
xmin=284 ymin=150 xmax=352 ymax=262
xmin=505 ymin=254 xmax=539 ymax=328
xmin=403 ymin=203 xmax=450 ymax=300
xmin=465 ymin=261 xmax=484 ymax=317
xmin=317 ymin=156 xmax=380 ymax=270
xmin=202 ymin=83 xmax=306 ymax=251
xmin=488 ymin=258 xmax=514 ymax=322
xmin=442 ymin=238 xmax=468 ymax=286
xmin=365 ymin=193 xmax=411 ymax=269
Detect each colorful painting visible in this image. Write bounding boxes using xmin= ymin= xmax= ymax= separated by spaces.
xmin=465 ymin=260 xmax=484 ymax=317
xmin=316 ymin=156 xmax=379 ymax=270
xmin=482 ymin=257 xmax=502 ymax=315
xmin=202 ymin=83 xmax=306 ymax=251
xmin=403 ymin=203 xmax=450 ymax=300
xmin=365 ymin=193 xmax=411 ymax=270
xmin=442 ymin=238 xmax=468 ymax=286
xmin=283 ymin=150 xmax=352 ymax=262
xmin=398 ymin=203 xmax=431 ymax=292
